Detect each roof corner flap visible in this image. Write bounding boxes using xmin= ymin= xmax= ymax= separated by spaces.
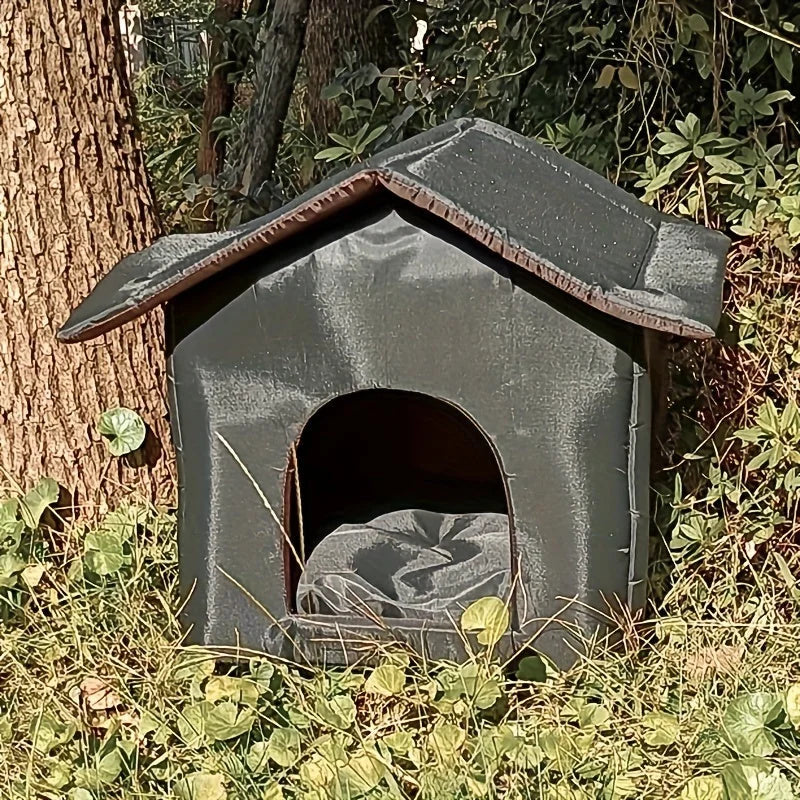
xmin=58 ymin=230 xmax=242 ymax=342
xmin=58 ymin=117 xmax=732 ymax=343
xmin=632 ymin=217 xmax=729 ymax=334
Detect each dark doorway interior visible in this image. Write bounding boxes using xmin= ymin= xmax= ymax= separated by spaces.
xmin=284 ymin=389 xmax=511 ymax=610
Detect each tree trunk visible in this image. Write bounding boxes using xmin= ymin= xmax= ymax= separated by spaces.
xmin=304 ymin=0 xmax=397 ymax=136
xmin=0 ymin=0 xmax=175 ymax=510
xmin=231 ymin=0 xmax=312 ymax=208
xmin=193 ymin=0 xmax=245 ymax=231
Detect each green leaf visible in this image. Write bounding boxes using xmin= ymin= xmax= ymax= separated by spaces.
xmin=261 ymin=783 xmax=284 ymax=800
xmin=100 ymin=505 xmax=143 ymax=542
xmin=70 ymin=789 xmax=95 ymax=800
xmin=617 ymin=64 xmax=640 ymax=90
xmin=0 ymin=716 xmax=11 ymax=743
xmin=174 ymin=772 xmax=228 ymax=800
xmin=687 ymin=13 xmax=709 ymax=32
xmin=0 ymin=497 xmax=20 ymax=533
xmin=98 ymin=407 xmax=146 ymax=456
xmin=722 ymin=758 xmax=794 ymax=800
xmin=679 ymin=776 xmax=724 ymax=800
xmin=177 ymin=701 xmax=213 ymax=749
xmin=773 ymin=45 xmax=793 ymax=83
xmin=460 ymin=596 xmax=509 ymax=646
xmin=266 ymin=726 xmax=302 ymax=768
xmin=429 ymin=722 xmax=466 ymax=759
xmin=642 ymin=711 xmax=680 ymax=746
xmin=594 ymin=65 xmax=616 ymax=89
xmin=19 ymin=477 xmax=59 ymax=528
xmin=204 ymin=700 xmax=255 ymax=741
xmin=30 ymin=713 xmax=76 ymax=754
xmin=84 ymin=529 xmax=126 ymax=576
xmin=0 ymin=552 xmax=25 ymax=586
xmin=246 ymin=741 xmax=270 ymax=773
xmin=404 ymin=79 xmax=418 ymax=101
xmin=516 ymin=654 xmax=548 ymax=681
xmin=722 ymin=693 xmax=782 ymax=756
xmin=705 ymin=155 xmax=745 ymax=175
xmin=459 ymin=662 xmax=503 ymax=709
xmin=205 ymin=676 xmax=260 ymax=707
xmin=314 ymin=146 xmax=350 ymax=162
xmin=320 ymin=82 xmax=344 ymax=101
xmin=365 ymin=663 xmax=405 ymax=696
xmin=382 ymin=729 xmax=414 ymax=753
xmin=315 ymin=694 xmax=357 ymax=729
xmin=74 ymin=749 xmax=123 ymax=787
xmin=785 ymin=684 xmax=800 ymax=730
xmin=341 ymin=748 xmax=387 ymax=794
xmin=354 ymin=124 xmax=387 ymax=155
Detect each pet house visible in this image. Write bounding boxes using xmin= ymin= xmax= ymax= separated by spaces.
xmin=59 ymin=118 xmax=729 ymax=666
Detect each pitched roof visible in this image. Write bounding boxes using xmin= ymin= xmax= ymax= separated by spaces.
xmin=58 ymin=117 xmax=729 ymax=343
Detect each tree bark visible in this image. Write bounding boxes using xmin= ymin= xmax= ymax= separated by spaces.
xmin=0 ymin=0 xmax=175 ymax=509
xmin=304 ymin=0 xmax=397 ymax=136
xmin=193 ymin=0 xmax=245 ymax=231
xmin=231 ymin=0 xmax=312 ymax=208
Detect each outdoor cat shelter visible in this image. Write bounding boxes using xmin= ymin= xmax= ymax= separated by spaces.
xmin=59 ymin=118 xmax=730 ymax=666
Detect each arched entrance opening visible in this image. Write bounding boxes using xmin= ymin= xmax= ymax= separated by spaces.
xmin=284 ymin=389 xmax=513 ymax=619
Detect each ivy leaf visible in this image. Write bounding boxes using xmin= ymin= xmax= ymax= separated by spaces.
xmin=19 ymin=477 xmax=59 ymax=529
xmin=642 ymin=711 xmax=680 ymax=746
xmin=364 ymin=663 xmax=405 ymax=696
xmin=30 ymin=713 xmax=76 ymax=754
xmin=315 ymin=694 xmax=357 ymax=729
xmin=382 ymin=730 xmax=414 ymax=753
xmin=246 ymin=741 xmax=270 ymax=773
xmin=428 ymin=722 xmax=466 ymax=759
xmin=460 ymin=596 xmax=509 ymax=646
xmin=459 ymin=662 xmax=503 ymax=710
xmin=21 ymin=563 xmax=46 ymax=588
xmin=74 ymin=749 xmax=123 ymax=788
xmin=84 ymin=529 xmax=126 ymax=576
xmin=177 ymin=701 xmax=213 ymax=749
xmin=98 ymin=407 xmax=146 ymax=456
xmin=785 ymin=684 xmax=800 ymax=730
xmin=174 ymin=772 xmax=228 ymax=800
xmin=722 ymin=693 xmax=782 ymax=756
xmin=261 ymin=783 xmax=284 ymax=800
xmin=679 ymin=775 xmax=724 ymax=799
xmin=341 ymin=748 xmax=387 ymax=795
xmin=204 ymin=701 xmax=255 ymax=741
xmin=516 ymin=654 xmax=548 ymax=681
xmin=205 ymin=676 xmax=260 ymax=707
xmin=0 ymin=552 xmax=26 ymax=588
xmin=0 ymin=716 xmax=12 ymax=744
xmin=722 ymin=758 xmax=794 ymax=800
xmin=266 ymin=727 xmax=302 ymax=768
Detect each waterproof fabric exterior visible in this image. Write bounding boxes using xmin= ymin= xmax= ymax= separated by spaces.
xmin=161 ymin=204 xmax=652 ymax=666
xmin=56 ymin=119 xmax=732 ymax=666
xmin=58 ymin=117 xmax=729 ymax=344
xmin=296 ymin=509 xmax=512 ymax=620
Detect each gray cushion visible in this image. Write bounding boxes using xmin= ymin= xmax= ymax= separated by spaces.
xmin=296 ymin=509 xmax=512 ymax=620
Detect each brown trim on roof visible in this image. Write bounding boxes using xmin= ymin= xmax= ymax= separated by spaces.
xmin=61 ymin=168 xmax=714 ymax=343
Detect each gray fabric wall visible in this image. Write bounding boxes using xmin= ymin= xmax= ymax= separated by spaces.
xmin=166 ymin=200 xmax=651 ymax=665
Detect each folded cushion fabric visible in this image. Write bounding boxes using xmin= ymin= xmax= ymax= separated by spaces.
xmin=296 ymin=508 xmax=512 ymax=620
